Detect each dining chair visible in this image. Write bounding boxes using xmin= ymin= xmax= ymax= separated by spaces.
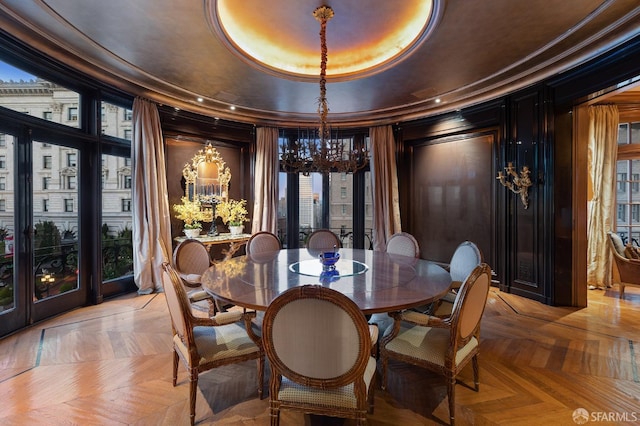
xmin=246 ymin=231 xmax=281 ymax=255
xmin=161 ymin=262 xmax=265 ymax=426
xmin=305 ymin=229 xmax=341 ymax=251
xmin=380 ymin=263 xmax=492 ymax=426
xmin=386 ymin=232 xmax=420 ymax=258
xmin=429 ymin=240 xmax=483 ymax=317
xmin=172 ymin=238 xmax=217 ymax=316
xmin=607 ymin=231 xmax=640 ymax=298
xmin=262 ymin=285 xmax=376 ymax=426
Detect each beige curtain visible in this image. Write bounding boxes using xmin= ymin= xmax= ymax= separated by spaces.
xmin=132 ymin=97 xmax=172 ymax=294
xmin=586 ymin=104 xmax=618 ymax=289
xmin=252 ymin=127 xmax=279 ymax=233
xmin=370 ymin=124 xmax=401 ymax=251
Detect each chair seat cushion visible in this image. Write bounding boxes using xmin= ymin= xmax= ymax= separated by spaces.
xmin=277 ymin=356 xmax=376 ymax=409
xmin=385 ymin=324 xmax=478 ymax=367
xmin=174 ymin=323 xmax=260 ymax=364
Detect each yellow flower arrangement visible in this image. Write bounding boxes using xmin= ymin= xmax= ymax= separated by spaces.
xmin=173 ymin=196 xmax=213 ymax=229
xmin=215 ymin=198 xmax=250 ymax=226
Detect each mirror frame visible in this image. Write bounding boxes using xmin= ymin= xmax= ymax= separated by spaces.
xmin=182 ymin=143 xmax=231 ymax=204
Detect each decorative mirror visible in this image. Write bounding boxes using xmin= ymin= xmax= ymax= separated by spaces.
xmin=182 ymin=143 xmax=231 ymax=204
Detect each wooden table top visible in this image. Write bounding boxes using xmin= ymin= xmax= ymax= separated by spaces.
xmin=200 ymin=248 xmax=452 ymax=314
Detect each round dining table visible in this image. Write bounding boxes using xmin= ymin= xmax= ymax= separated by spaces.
xmin=200 ymin=248 xmax=452 ymax=315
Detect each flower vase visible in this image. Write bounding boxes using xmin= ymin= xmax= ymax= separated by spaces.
xmin=229 ymin=225 xmax=243 ymax=236
xmin=184 ymin=228 xmax=201 ymax=239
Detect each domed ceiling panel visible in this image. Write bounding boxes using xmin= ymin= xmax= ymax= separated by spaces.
xmin=0 ymin=0 xmax=638 ymax=127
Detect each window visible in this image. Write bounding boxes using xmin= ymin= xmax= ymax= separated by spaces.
xmin=67 ymin=153 xmax=76 ymax=167
xmin=43 ymin=111 xmax=52 ymax=121
xmin=0 ymin=155 xmax=5 ymax=169
xmin=0 ymin=134 xmax=6 ymax=147
xmin=124 ymin=109 xmax=132 ymax=120
xmin=124 ymin=157 xmax=131 ymax=167
xmin=123 ymin=175 xmax=132 ymax=189
xmin=67 ymin=106 xmax=78 ymax=121
xmin=43 ymin=155 xmax=52 ymax=169
xmin=0 ymin=177 xmax=5 ymax=190
xmin=43 ymin=199 xmax=49 ymax=212
xmin=122 ymin=198 xmax=132 ymax=212
xmin=0 ymin=199 xmax=5 ymax=212
xmin=42 ymin=176 xmax=50 ymax=190
xmin=340 ymin=187 xmax=347 ymax=198
xmin=123 ymin=129 xmax=132 ymax=140
xmin=67 ymin=175 xmax=76 ymax=190
xmin=64 ymin=198 xmax=74 ymax=212
xmin=615 ymin=121 xmax=640 ymax=245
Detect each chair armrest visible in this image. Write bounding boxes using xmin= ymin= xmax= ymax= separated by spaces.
xmin=400 ymin=310 xmax=451 ymax=328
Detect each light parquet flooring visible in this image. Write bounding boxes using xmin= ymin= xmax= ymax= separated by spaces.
xmin=0 ymin=286 xmax=638 ymax=425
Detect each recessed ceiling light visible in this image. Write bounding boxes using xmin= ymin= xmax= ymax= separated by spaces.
xmin=230 ymin=105 xmax=236 ymax=110
xmin=435 ymin=98 xmax=441 ymax=103
xmin=197 ymin=97 xmax=204 ymax=102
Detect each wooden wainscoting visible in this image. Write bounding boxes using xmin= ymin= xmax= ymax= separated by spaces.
xmin=0 ymin=286 xmax=638 ymax=425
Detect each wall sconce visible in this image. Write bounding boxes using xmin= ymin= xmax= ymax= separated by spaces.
xmin=496 ymin=162 xmax=532 ymax=209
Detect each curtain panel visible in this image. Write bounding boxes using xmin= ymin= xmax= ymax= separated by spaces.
xmin=586 ymin=104 xmax=619 ymax=289
xmin=252 ymin=127 xmax=279 ymax=234
xmin=132 ymin=97 xmax=172 ymax=293
xmin=370 ymin=125 xmax=401 ymax=251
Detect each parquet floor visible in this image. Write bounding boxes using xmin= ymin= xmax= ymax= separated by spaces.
xmin=0 ymin=286 xmax=638 ymax=425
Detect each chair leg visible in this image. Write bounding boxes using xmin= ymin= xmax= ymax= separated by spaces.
xmin=269 ymin=401 xmax=280 ymax=426
xmin=257 ymin=356 xmax=265 ymax=399
xmin=380 ymin=354 xmax=388 ymax=390
xmin=472 ymin=355 xmax=480 ymax=391
xmin=189 ymin=369 xmax=198 ymax=426
xmin=172 ymin=350 xmax=179 ymax=386
xmin=619 ymin=284 xmax=625 ymax=299
xmin=447 ymin=374 xmax=456 ymax=426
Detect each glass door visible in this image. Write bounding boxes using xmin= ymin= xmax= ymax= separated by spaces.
xmin=30 ymin=137 xmax=86 ymax=323
xmin=0 ymin=130 xmax=23 ymax=335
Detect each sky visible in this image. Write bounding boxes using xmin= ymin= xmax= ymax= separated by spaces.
xmin=0 ymin=61 xmax=36 ymax=81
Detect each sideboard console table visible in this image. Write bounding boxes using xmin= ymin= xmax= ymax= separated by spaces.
xmin=174 ymin=233 xmax=251 ymax=261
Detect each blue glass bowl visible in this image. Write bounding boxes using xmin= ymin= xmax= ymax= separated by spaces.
xmin=319 ymin=251 xmax=340 ymax=268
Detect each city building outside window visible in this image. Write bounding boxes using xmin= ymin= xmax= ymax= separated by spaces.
xmin=43 ymin=155 xmax=52 ymax=169
xmin=43 ymin=111 xmax=52 ymax=121
xmin=0 ymin=199 xmax=5 ymax=212
xmin=64 ymin=198 xmax=73 ymax=212
xmin=42 ymin=176 xmax=50 ymax=190
xmin=67 ymin=175 xmax=76 ymax=190
xmin=0 ymin=155 xmax=5 ymax=169
xmin=66 ymin=152 xmax=76 ymax=167
xmin=122 ymin=198 xmax=131 ymax=212
xmin=0 ymin=176 xmax=5 ymax=190
xmin=124 ymin=109 xmax=132 ymax=120
xmin=67 ymin=106 xmax=78 ymax=121
xmin=123 ymin=175 xmax=132 ymax=189
xmin=43 ymin=199 xmax=48 ymax=212
xmin=123 ymin=129 xmax=132 ymax=140
xmin=0 ymin=134 xmax=5 ymax=147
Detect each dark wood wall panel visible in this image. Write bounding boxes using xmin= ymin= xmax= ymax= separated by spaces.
xmin=409 ymin=133 xmax=495 ymax=266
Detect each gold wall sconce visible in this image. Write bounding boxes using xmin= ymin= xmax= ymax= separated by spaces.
xmin=496 ymin=162 xmax=533 ymax=209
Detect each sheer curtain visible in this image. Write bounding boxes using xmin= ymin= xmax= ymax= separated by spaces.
xmin=132 ymin=97 xmax=172 ymax=294
xmin=586 ymin=104 xmax=619 ymax=289
xmin=252 ymin=127 xmax=279 ymax=233
xmin=370 ymin=124 xmax=401 ymax=251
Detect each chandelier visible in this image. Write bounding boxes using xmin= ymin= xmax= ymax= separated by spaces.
xmin=280 ymin=5 xmax=369 ymax=175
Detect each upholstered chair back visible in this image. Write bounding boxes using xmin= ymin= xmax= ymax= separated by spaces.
xmin=246 ymin=231 xmax=281 ymax=255
xmin=386 ymin=232 xmax=420 ymax=258
xmin=306 ymin=229 xmax=341 ymax=251
xmin=173 ymin=239 xmax=211 ymax=275
xmin=449 ymin=241 xmax=483 ymax=284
